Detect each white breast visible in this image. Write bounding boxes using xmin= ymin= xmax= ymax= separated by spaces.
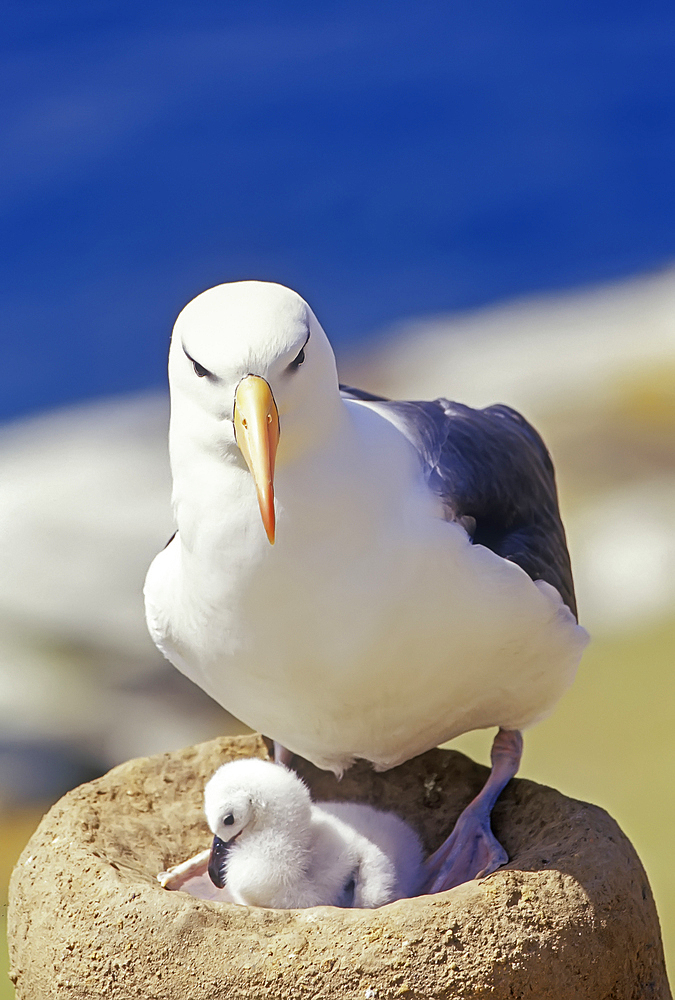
xmin=145 ymin=402 xmax=588 ymax=774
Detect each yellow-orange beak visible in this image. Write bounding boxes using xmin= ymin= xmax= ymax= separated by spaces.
xmin=233 ymin=375 xmax=280 ymax=545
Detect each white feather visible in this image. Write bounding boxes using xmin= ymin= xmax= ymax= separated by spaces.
xmin=203 ymin=757 xmax=424 ymax=908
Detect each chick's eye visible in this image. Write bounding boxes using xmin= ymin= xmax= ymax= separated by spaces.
xmin=223 ymin=813 xmax=235 ymax=826
xmin=288 ymin=346 xmax=305 ymax=371
xmin=193 ymin=359 xmax=209 ymax=378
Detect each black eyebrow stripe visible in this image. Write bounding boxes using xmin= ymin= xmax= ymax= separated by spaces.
xmin=290 ymin=330 xmax=311 ymax=353
xmin=286 ymin=330 xmax=310 ymax=372
xmin=291 ymin=330 xmax=311 ymax=357
xmin=182 ymin=343 xmax=214 ymax=378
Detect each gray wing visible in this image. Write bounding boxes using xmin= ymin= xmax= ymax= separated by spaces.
xmin=340 ymin=384 xmax=577 ymax=619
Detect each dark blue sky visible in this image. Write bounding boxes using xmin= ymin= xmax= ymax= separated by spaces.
xmin=2 ymin=1 xmax=675 ymax=420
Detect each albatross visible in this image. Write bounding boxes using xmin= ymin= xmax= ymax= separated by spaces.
xmin=145 ymin=280 xmax=588 ymax=893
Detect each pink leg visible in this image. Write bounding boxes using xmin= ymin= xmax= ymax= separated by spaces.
xmin=273 ymin=741 xmax=295 ymax=768
xmin=421 ymin=728 xmax=523 ymax=894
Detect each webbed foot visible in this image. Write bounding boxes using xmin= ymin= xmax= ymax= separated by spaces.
xmin=421 ymin=802 xmax=508 ymax=893
xmin=420 ymin=728 xmax=522 ymax=894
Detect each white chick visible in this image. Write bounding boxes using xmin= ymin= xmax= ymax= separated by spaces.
xmin=203 ymin=758 xmax=424 ymax=909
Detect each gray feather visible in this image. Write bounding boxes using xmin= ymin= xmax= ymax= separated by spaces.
xmin=340 ymin=385 xmax=577 ymax=619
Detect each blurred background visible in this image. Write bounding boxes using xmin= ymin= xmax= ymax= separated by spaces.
xmin=2 ymin=0 xmax=675 ymax=992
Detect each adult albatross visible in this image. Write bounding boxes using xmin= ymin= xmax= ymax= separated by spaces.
xmin=145 ymin=280 xmax=588 ymax=893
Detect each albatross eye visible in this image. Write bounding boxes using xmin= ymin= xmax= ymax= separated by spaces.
xmin=223 ymin=813 xmax=235 ymax=826
xmin=193 ymin=359 xmax=209 ymax=378
xmin=287 ymin=346 xmax=305 ymax=371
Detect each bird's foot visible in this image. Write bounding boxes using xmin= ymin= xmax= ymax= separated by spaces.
xmin=158 ymin=848 xmax=210 ymax=889
xmin=158 ymin=849 xmax=233 ymax=902
xmin=420 ymin=803 xmax=508 ymax=894
xmin=419 ymin=727 xmax=522 ymax=894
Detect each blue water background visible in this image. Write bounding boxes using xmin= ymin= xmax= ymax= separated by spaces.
xmin=2 ymin=0 xmax=675 ymax=420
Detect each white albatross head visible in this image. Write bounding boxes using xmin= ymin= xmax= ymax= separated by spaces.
xmin=203 ymin=757 xmax=313 ymax=888
xmin=168 ymin=281 xmax=341 ymax=544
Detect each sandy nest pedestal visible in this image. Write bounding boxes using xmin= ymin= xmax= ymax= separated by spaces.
xmin=8 ymin=734 xmax=671 ymax=999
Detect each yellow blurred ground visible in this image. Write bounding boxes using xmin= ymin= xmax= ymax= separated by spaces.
xmin=1 ymin=809 xmax=45 ymax=1000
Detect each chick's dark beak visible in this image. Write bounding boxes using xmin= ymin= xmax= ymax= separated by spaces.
xmin=207 ymin=834 xmax=230 ymax=888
